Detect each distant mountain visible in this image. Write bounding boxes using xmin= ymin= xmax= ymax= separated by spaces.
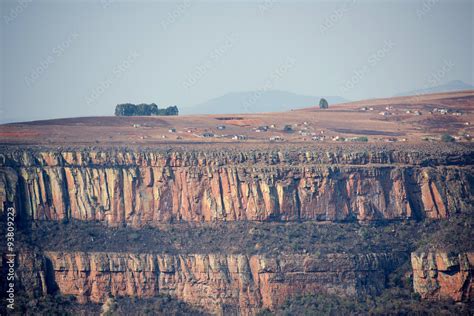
xmin=395 ymin=80 xmax=474 ymax=97
xmin=182 ymin=90 xmax=348 ymax=115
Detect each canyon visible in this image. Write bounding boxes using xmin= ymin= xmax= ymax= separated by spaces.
xmin=1 ymin=143 xmax=472 ymax=315
xmin=0 ymin=91 xmax=473 ymax=314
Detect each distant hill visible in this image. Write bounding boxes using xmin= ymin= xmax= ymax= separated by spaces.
xmin=395 ymin=80 xmax=473 ymax=97
xmin=182 ymin=90 xmax=348 ymax=114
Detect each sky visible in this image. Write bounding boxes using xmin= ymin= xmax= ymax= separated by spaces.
xmin=1 ymin=0 xmax=473 ymax=123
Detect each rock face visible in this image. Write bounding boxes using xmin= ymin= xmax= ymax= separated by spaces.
xmin=0 ymin=251 xmax=49 ymax=299
xmin=0 ymin=149 xmax=472 ymax=226
xmin=1 ymin=146 xmax=473 ymax=313
xmin=411 ymin=252 xmax=473 ymax=302
xmin=10 ymin=251 xmax=404 ymax=315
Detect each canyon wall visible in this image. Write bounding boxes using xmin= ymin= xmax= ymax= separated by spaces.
xmin=7 ymin=251 xmax=405 ymax=315
xmin=411 ymin=252 xmax=473 ymax=302
xmin=0 ymin=149 xmax=472 ymax=226
xmin=1 ymin=148 xmax=473 ymax=313
xmin=6 ymin=250 xmax=473 ymax=314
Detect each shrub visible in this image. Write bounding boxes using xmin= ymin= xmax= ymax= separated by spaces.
xmin=283 ymin=125 xmax=294 ymax=132
xmin=354 ymin=136 xmax=368 ymax=142
xmin=441 ymin=134 xmax=455 ymax=142
xmin=127 ymin=232 xmax=140 ymax=241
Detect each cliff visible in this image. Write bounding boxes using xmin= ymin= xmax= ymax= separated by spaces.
xmin=1 ymin=145 xmax=473 ymax=314
xmin=1 ymin=148 xmax=472 ymax=226
xmin=8 ymin=251 xmax=405 ymax=315
xmin=6 ymin=247 xmax=473 ymax=314
xmin=411 ymin=252 xmax=473 ymax=302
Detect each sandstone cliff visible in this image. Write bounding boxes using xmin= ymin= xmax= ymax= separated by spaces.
xmin=411 ymin=252 xmax=473 ymax=302
xmin=5 ymin=246 xmax=473 ymax=314
xmin=0 ymin=149 xmax=472 ymax=226
xmin=8 ymin=251 xmax=404 ymax=315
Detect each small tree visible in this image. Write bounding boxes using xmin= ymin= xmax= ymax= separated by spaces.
xmin=319 ymin=98 xmax=328 ymax=109
xmin=441 ymin=134 xmax=455 ymax=142
xmin=283 ymin=124 xmax=293 ymax=132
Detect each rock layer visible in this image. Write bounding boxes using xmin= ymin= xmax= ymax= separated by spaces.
xmin=0 ymin=149 xmax=472 ymax=226
xmin=411 ymin=252 xmax=473 ymax=302
xmin=1 ymin=147 xmax=473 ymax=313
xmin=8 ymin=251 xmax=404 ymax=315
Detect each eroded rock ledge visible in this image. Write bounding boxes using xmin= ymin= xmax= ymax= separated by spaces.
xmin=411 ymin=252 xmax=473 ymax=302
xmin=1 ymin=148 xmax=472 ymax=225
xmin=11 ymin=250 xmax=472 ymax=314
xmin=9 ymin=251 xmax=405 ymax=315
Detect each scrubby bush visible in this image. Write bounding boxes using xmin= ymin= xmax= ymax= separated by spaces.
xmin=441 ymin=134 xmax=455 ymax=142
xmin=283 ymin=125 xmax=294 ymax=132
xmin=257 ymin=293 xmax=365 ymax=315
xmin=354 ymin=136 xmax=368 ymax=142
xmin=258 ymin=288 xmax=470 ymax=315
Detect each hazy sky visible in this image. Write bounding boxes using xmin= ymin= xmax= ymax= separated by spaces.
xmin=1 ymin=0 xmax=473 ymax=123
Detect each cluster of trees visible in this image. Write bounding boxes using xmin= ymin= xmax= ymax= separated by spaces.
xmin=115 ymin=103 xmax=179 ymax=116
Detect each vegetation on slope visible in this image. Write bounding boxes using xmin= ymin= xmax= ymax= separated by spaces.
xmin=4 ymin=212 xmax=473 ymax=315
xmin=257 ymin=213 xmax=474 ymax=316
xmin=16 ymin=212 xmax=473 ymax=256
xmin=257 ymin=291 xmax=471 ymax=316
xmin=9 ymin=294 xmax=209 ymax=316
xmin=18 ymin=219 xmax=447 ymax=255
